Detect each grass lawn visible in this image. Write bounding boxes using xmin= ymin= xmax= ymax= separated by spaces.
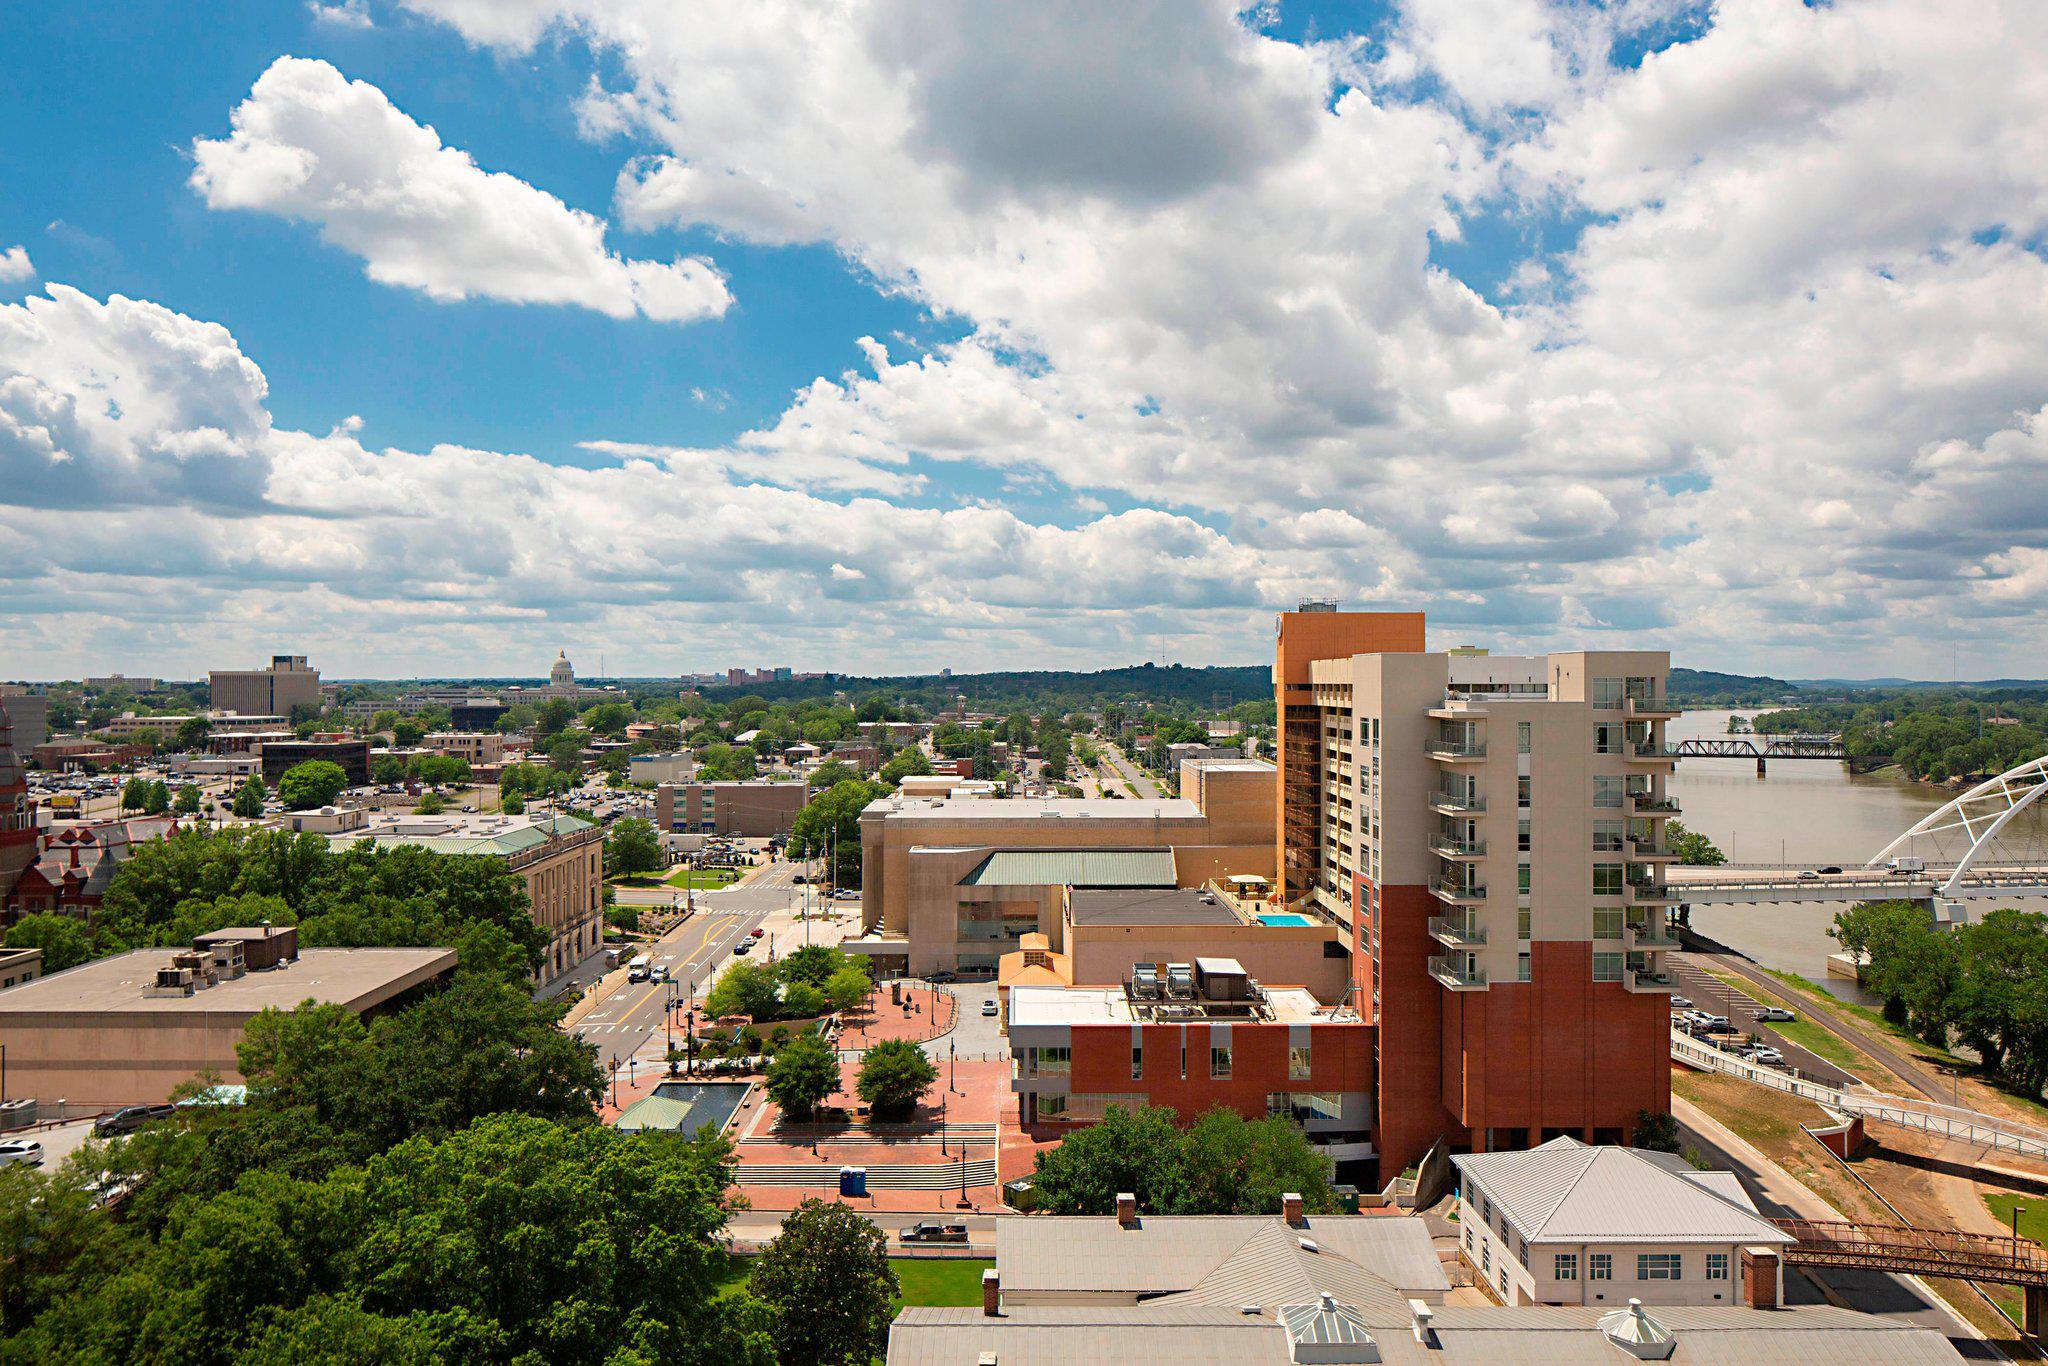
xmin=665 ymin=867 xmax=745 ymax=890
xmin=889 ymin=1258 xmax=994 ymax=1312
xmin=710 ymin=1253 xmax=992 ymax=1315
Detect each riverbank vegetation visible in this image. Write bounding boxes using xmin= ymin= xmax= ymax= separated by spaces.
xmin=1751 ymin=689 xmax=2048 ymax=781
xmin=1833 ymin=901 xmax=2048 ymax=1096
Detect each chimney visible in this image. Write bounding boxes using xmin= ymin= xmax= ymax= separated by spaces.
xmin=982 ymin=1268 xmax=1000 ymax=1317
xmin=1742 ymin=1247 xmax=1780 ymax=1309
xmin=1283 ymin=1191 xmax=1306 ymax=1227
xmin=1117 ymin=1192 xmax=1138 ymax=1228
xmin=1409 ymin=1299 xmax=1436 ymax=1347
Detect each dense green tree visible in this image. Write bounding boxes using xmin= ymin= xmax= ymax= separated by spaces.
xmin=173 ymin=783 xmax=202 ymax=815
xmin=139 ymin=779 xmax=171 ymax=815
xmin=4 ymin=913 xmax=93 ymax=972
xmin=231 ymin=775 xmax=268 ymax=819
xmin=824 ymin=966 xmax=872 ymax=1013
xmin=1176 ymin=1109 xmax=1337 ymax=1216
xmin=371 ymin=754 xmax=407 ymax=785
xmin=705 ymin=960 xmax=783 ymax=1020
xmin=411 ymin=753 xmax=470 ymax=787
xmin=120 ymin=775 xmax=149 ymax=813
xmin=581 ymin=702 xmax=635 ymax=736
xmin=1665 ymin=820 xmax=1727 ymax=866
xmin=604 ymin=816 xmax=664 ymax=878
xmin=763 ymin=1032 xmax=840 ymax=1121
xmin=805 ymin=759 xmax=861 ymax=792
xmin=1030 ymin=1103 xmax=1189 ymax=1215
xmin=854 ymin=1039 xmax=937 ymax=1121
xmin=878 ymin=745 xmax=932 ymax=786
xmin=1630 ymin=1109 xmax=1681 ymax=1153
xmin=278 ymin=760 xmax=349 ymax=811
xmin=777 ymin=944 xmax=850 ymax=987
xmin=173 ymin=716 xmax=213 ymax=751
xmin=534 ymin=698 xmax=577 ymax=738
xmin=747 ymin=1199 xmax=898 ymax=1366
xmin=787 ymin=779 xmax=886 ymax=886
xmin=696 ymin=744 xmax=757 ymax=782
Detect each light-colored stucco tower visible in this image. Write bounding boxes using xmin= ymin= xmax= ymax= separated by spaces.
xmin=0 ymin=698 xmax=39 ymax=910
xmin=1275 ymin=609 xmax=1677 ymax=1177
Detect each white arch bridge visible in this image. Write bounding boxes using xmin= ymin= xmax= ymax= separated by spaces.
xmin=1666 ymin=753 xmax=2048 ymax=918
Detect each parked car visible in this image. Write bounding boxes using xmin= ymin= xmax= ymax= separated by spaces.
xmin=1698 ymin=1014 xmax=1732 ymax=1033
xmin=733 ymin=940 xmax=754 ymax=954
xmin=1669 ymin=996 xmax=1694 ymax=1010
xmin=0 ymin=1139 xmax=44 ymax=1167
xmin=1751 ymin=1048 xmax=1787 ymax=1067
xmin=750 ymin=927 xmax=766 ymax=938
xmin=927 ymin=971 xmax=958 ymax=984
xmin=1754 ymin=1006 xmax=1797 ymax=1022
xmin=899 ymin=1222 xmax=970 ymax=1244
xmin=94 ymin=1103 xmax=176 ymax=1138
xmin=981 ymin=999 xmax=998 ymax=1017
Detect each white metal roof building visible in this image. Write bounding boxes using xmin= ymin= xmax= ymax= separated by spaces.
xmin=1451 ymin=1137 xmax=1793 ymax=1308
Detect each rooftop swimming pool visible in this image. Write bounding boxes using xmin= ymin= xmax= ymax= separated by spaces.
xmin=1256 ymin=913 xmax=1315 ymax=927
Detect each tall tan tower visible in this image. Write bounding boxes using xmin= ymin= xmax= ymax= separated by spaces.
xmin=0 ymin=697 xmax=38 ymax=909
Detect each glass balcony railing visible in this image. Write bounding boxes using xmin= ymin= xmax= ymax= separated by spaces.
xmin=1628 ymin=794 xmax=1681 ymax=815
xmin=1425 ymin=736 xmax=1487 ymax=760
xmin=1427 ymin=954 xmax=1488 ymax=990
xmin=1430 ymin=836 xmax=1486 ymax=858
xmin=1429 ymin=915 xmax=1488 ymax=947
xmin=1627 ymin=695 xmax=1681 ymax=716
xmin=1431 ymin=877 xmax=1487 ymax=904
xmin=1430 ymin=791 xmax=1485 ymax=813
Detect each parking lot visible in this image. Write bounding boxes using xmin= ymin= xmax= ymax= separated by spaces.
xmin=1666 ymin=954 xmax=1858 ymax=1086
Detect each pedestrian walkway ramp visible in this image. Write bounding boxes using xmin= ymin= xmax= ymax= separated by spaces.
xmin=1672 ymin=1029 xmax=2048 ymax=1160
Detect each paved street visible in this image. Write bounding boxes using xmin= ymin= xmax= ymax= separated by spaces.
xmin=573 ymin=898 xmax=772 ymax=1071
xmin=1100 ymin=741 xmax=1167 ymax=797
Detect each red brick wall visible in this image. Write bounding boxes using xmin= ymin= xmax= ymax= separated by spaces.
xmin=1371 ymin=880 xmax=1454 ymax=1176
xmin=1442 ymin=941 xmax=1669 ymax=1143
xmin=1062 ymin=1018 xmax=1373 ymax=1123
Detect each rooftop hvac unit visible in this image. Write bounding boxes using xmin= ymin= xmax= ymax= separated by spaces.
xmin=1132 ymin=965 xmax=1161 ymax=1000
xmin=1166 ymin=963 xmax=1195 ymax=998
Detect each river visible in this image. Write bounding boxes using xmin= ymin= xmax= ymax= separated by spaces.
xmin=1667 ymin=709 xmax=2048 ymax=999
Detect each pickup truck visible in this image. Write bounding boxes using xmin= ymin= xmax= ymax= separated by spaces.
xmin=94 ymin=1103 xmax=176 ymax=1138
xmin=899 ymin=1222 xmax=970 ymax=1244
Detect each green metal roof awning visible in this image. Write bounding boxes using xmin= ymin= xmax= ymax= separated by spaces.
xmin=960 ymin=848 xmax=1176 ymax=888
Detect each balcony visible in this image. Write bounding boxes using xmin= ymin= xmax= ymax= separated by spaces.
xmin=1625 ymin=917 xmax=1680 ymax=950
xmin=1627 ymin=695 xmax=1681 ymax=718
xmin=1429 ymin=836 xmax=1486 ymax=860
xmin=1430 ymin=877 xmax=1487 ymax=906
xmin=1627 ymin=793 xmax=1681 ymax=817
xmin=1625 ymin=879 xmax=1678 ymax=907
xmin=1429 ymin=791 xmax=1486 ymax=815
xmin=1429 ymin=914 xmax=1488 ymax=947
xmin=1424 ymin=736 xmax=1487 ymax=761
xmin=1624 ymin=965 xmax=1676 ymax=993
xmin=1627 ymin=835 xmax=1677 ymax=861
xmin=1427 ymin=954 xmax=1488 ymax=991
xmin=1627 ymin=742 xmax=1680 ymax=764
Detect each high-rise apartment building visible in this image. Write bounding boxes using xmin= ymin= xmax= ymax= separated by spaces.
xmin=1276 ymin=607 xmax=1678 ymax=1174
xmin=210 ymin=655 xmax=322 ymax=718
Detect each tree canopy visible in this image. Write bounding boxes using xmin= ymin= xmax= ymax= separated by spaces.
xmin=278 ymin=760 xmax=349 ymax=811
xmin=1030 ymin=1103 xmax=1338 ymax=1216
xmin=854 ymin=1039 xmax=936 ymax=1122
xmin=747 ymin=1199 xmax=898 ymax=1366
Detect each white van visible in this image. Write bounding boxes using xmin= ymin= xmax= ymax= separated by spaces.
xmin=627 ymin=955 xmax=651 ymax=982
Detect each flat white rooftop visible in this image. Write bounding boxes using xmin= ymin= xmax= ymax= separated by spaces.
xmin=0 ymin=947 xmax=456 ymax=1016
xmin=873 ymin=796 xmax=1204 ymax=821
xmin=1007 ymin=984 xmax=1335 ymax=1028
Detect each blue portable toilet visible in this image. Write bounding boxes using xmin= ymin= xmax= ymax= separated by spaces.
xmin=839 ymin=1165 xmax=868 ymax=1197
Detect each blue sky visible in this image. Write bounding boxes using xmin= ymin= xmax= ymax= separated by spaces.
xmin=2 ymin=0 xmax=2045 ymax=681
xmin=1 ymin=3 xmax=960 ymax=465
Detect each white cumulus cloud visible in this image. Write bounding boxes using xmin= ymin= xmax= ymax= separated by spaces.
xmin=190 ymin=57 xmax=730 ymax=324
